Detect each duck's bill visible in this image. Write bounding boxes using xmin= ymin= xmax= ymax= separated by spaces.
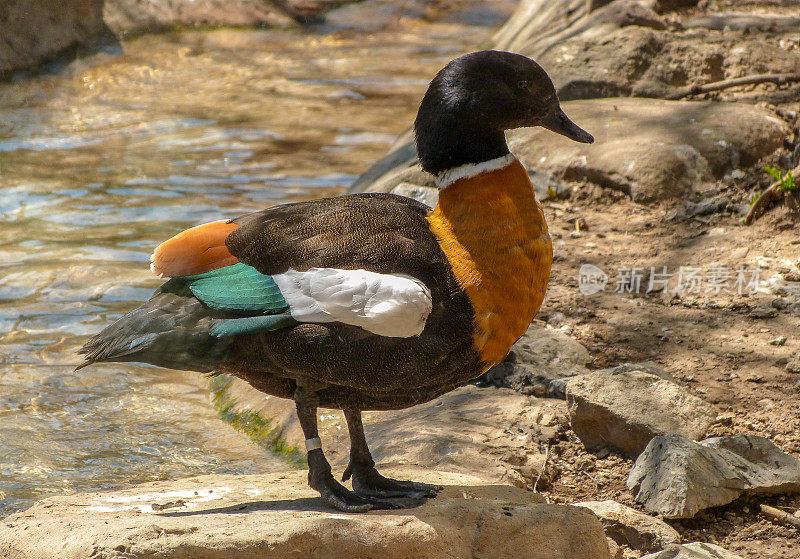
xmin=540 ymin=108 xmax=594 ymax=144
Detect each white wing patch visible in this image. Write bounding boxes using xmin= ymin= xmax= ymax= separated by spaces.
xmin=272 ymin=268 xmax=432 ymax=337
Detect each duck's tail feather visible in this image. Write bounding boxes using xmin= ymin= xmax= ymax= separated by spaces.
xmin=76 ymin=268 xmax=301 ymax=373
xmin=76 ymin=285 xmax=234 ymax=372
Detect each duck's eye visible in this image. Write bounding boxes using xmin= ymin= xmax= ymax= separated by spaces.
xmin=517 ymin=80 xmax=530 ymax=90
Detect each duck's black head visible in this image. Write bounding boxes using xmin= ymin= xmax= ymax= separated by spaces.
xmin=414 ymin=50 xmax=593 ymax=176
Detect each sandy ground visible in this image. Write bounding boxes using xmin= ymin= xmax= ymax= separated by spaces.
xmin=532 ymin=114 xmax=800 ymax=558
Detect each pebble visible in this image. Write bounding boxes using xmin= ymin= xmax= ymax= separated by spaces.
xmin=783 ymin=270 xmax=800 ymax=282
xmin=771 ymin=297 xmax=790 ymax=310
xmin=750 ymin=307 xmax=778 ymax=319
xmin=730 ymin=247 xmax=750 ymax=260
xmin=522 ymin=384 xmax=547 ymax=397
xmin=546 ymin=311 xmax=567 ymax=326
xmin=574 ymin=455 xmax=596 ymax=472
xmin=756 ymin=398 xmax=775 ymax=410
xmin=768 ymin=336 xmax=788 ymax=346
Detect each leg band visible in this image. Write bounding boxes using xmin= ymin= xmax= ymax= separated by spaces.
xmin=305 ymin=437 xmax=322 ymax=452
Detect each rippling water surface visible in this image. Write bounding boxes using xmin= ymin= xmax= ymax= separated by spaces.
xmin=0 ymin=23 xmax=490 ymax=516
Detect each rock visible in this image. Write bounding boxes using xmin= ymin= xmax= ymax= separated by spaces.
xmin=216 ymin=379 xmax=568 ymax=486
xmin=565 ymin=367 xmax=717 ymax=458
xmin=1 ymin=0 xmax=354 ymax=76
xmin=653 ymin=0 xmax=699 ymax=11
xmin=604 ymin=361 xmax=674 ymax=381
xmin=575 ymin=500 xmax=681 ymax=552
xmin=103 ymin=0 xmax=297 ymax=36
xmin=476 ymin=325 xmax=592 ymax=396
xmin=507 ymin=98 xmax=788 ymax=201
xmin=390 ymin=182 xmax=439 ymax=208
xmin=0 ymin=0 xmax=114 ymax=77
xmin=493 ymin=0 xmax=666 ymax=64
xmin=0 ymin=468 xmax=613 ymax=559
xmin=627 ymin=434 xmax=800 ymax=518
xmin=323 ymin=0 xmax=518 ymax=31
xmin=784 ymin=269 xmax=800 ymax=282
xmin=323 ymin=1 xmax=408 ymax=31
xmin=603 ymin=0 xmax=666 ymax=30
xmin=684 ymin=194 xmax=729 ymax=216
xmin=684 ymin=14 xmax=800 ymax=33
xmin=749 ymin=306 xmax=778 ymax=319
xmin=496 ymin=4 xmax=800 ymax=102
xmin=786 ymin=354 xmax=800 ymax=374
xmin=348 ymin=131 xmax=418 ymax=193
xmin=574 ymin=455 xmax=597 ymax=472
xmin=527 ymin=167 xmax=573 ymax=199
xmin=640 ymin=542 xmax=744 ymax=559
xmin=350 ymin=98 xmax=787 ymax=203
xmin=492 ymin=0 xmax=592 ymax=58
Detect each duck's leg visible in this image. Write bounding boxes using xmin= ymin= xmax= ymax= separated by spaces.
xmin=341 ymin=408 xmax=442 ymax=501
xmin=295 ymin=385 xmax=397 ymax=512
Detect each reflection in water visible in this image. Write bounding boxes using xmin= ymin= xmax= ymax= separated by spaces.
xmin=0 ymin=24 xmax=488 ymax=516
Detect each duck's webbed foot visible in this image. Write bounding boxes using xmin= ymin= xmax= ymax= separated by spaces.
xmin=342 ymin=408 xmax=442 ymax=503
xmin=306 ymin=448 xmax=398 ymax=512
xmin=295 ymin=386 xmax=399 ymax=512
xmin=342 ymin=460 xmax=441 ymax=500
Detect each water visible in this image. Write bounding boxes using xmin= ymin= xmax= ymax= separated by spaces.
xmin=0 ymin=23 xmax=490 ymax=516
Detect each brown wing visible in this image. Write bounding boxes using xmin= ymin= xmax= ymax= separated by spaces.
xmin=225 ymin=193 xmax=451 ymax=296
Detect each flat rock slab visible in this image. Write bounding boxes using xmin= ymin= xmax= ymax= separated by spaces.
xmin=641 ymin=542 xmax=744 ymax=559
xmin=565 ymin=367 xmax=717 ymax=458
xmin=628 ymin=434 xmax=800 ymax=518
xmin=0 ymin=0 xmax=112 ymax=76
xmin=220 ymin=381 xmax=569 ymax=490
xmin=0 ymin=468 xmax=612 ymax=559
xmin=507 ymin=98 xmax=787 ymax=202
xmin=575 ymin=499 xmax=680 ymax=553
xmin=536 ymin=26 xmax=800 ymax=102
xmin=103 ymin=0 xmax=297 ymax=36
xmin=493 ymin=1 xmax=800 ymax=102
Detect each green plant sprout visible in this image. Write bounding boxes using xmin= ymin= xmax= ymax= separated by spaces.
xmin=764 ymin=165 xmax=797 ymax=193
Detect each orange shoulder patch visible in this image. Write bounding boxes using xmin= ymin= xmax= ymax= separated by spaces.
xmin=150 ymin=220 xmax=240 ymax=278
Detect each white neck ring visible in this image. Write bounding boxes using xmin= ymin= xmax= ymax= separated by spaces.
xmin=435 ymin=153 xmax=517 ymax=190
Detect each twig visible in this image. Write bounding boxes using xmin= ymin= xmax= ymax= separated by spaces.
xmin=533 ymin=444 xmax=551 ymax=493
xmin=743 ymin=165 xmax=800 ymax=225
xmin=760 ymin=504 xmax=800 ymax=529
xmin=744 ymin=184 xmax=784 ymax=225
xmin=666 ymin=73 xmax=800 ymax=100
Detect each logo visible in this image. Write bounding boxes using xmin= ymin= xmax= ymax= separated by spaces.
xmin=578 ymin=264 xmax=608 ymax=295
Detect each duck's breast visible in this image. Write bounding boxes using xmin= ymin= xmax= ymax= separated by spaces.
xmin=427 ymin=159 xmax=553 ymax=366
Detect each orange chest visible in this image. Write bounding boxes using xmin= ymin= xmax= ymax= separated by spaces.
xmin=427 ymin=160 xmax=553 ymax=365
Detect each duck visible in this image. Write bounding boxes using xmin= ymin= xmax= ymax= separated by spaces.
xmin=77 ymin=50 xmax=593 ymax=512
